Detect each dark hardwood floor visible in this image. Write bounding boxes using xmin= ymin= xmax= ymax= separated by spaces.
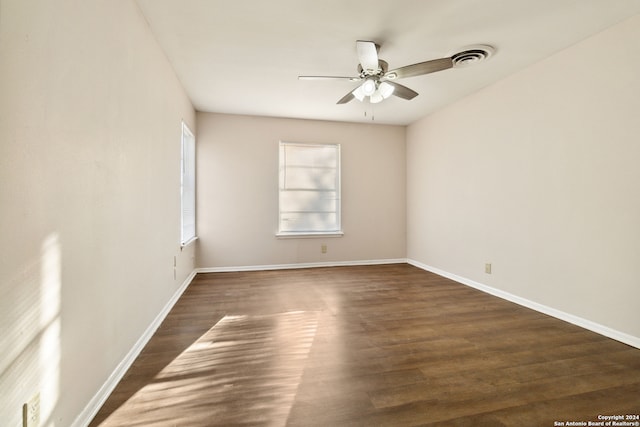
xmin=89 ymin=264 xmax=640 ymax=426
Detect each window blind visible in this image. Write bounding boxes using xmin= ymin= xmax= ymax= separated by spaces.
xmin=279 ymin=142 xmax=341 ymax=234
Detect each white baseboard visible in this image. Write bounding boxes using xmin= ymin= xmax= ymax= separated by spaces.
xmin=197 ymin=258 xmax=407 ymax=273
xmin=407 ymin=259 xmax=640 ymax=350
xmin=72 ymin=269 xmax=198 ymax=427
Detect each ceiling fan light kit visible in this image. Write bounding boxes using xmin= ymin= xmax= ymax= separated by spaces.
xmin=353 ymin=78 xmax=395 ymax=104
xmin=299 ymin=41 xmax=495 ymax=105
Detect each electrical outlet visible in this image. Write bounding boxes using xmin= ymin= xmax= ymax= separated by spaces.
xmin=321 ymin=244 xmax=327 ymax=254
xmin=485 ymin=263 xmax=492 ymax=274
xmin=23 ymin=392 xmax=40 ymax=427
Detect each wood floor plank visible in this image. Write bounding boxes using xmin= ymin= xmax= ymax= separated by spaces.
xmin=90 ymin=264 xmax=640 ymax=426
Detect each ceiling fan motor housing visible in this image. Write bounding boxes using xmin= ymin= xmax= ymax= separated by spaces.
xmin=357 ymin=60 xmax=388 ymax=77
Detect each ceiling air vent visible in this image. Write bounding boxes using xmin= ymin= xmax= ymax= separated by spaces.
xmin=451 ymin=45 xmax=495 ymax=68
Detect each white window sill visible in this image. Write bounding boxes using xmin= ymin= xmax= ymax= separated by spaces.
xmin=276 ymin=231 xmax=344 ymax=239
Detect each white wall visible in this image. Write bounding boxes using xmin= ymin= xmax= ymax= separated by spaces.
xmin=407 ymin=15 xmax=640 ymax=341
xmin=196 ymin=113 xmax=406 ymax=269
xmin=0 ymin=0 xmax=195 ymax=425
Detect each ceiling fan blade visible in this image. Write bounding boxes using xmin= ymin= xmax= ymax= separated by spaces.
xmin=299 ymin=76 xmax=361 ymax=81
xmin=385 ymin=57 xmax=453 ymax=80
xmin=356 ymin=40 xmax=379 ymax=73
xmin=336 ymin=91 xmax=355 ymax=104
xmin=385 ymin=81 xmax=419 ymax=100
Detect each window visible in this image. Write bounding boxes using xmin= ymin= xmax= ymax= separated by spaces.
xmin=278 ymin=141 xmax=342 ymax=236
xmin=180 ymin=121 xmax=196 ymax=246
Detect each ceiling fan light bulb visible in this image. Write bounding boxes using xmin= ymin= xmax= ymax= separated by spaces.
xmin=379 ymin=82 xmax=394 ymax=99
xmin=370 ymin=91 xmax=384 ymax=104
xmin=361 ymin=79 xmax=376 ymax=96
xmin=352 ymin=86 xmax=365 ymax=101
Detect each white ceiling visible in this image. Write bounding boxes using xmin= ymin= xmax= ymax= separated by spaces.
xmin=136 ymin=0 xmax=640 ymax=125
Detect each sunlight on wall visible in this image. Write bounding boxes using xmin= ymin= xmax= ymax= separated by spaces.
xmin=39 ymin=234 xmax=62 ymax=426
xmin=0 ymin=233 xmax=62 ymax=426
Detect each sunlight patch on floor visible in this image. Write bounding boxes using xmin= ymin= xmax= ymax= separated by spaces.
xmin=99 ymin=311 xmax=318 ymax=426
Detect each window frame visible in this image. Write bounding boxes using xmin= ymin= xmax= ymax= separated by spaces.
xmin=276 ymin=141 xmax=343 ymax=238
xmin=180 ymin=121 xmax=196 ymax=247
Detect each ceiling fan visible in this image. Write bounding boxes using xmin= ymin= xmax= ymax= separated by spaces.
xmin=299 ymin=41 xmax=494 ymax=104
